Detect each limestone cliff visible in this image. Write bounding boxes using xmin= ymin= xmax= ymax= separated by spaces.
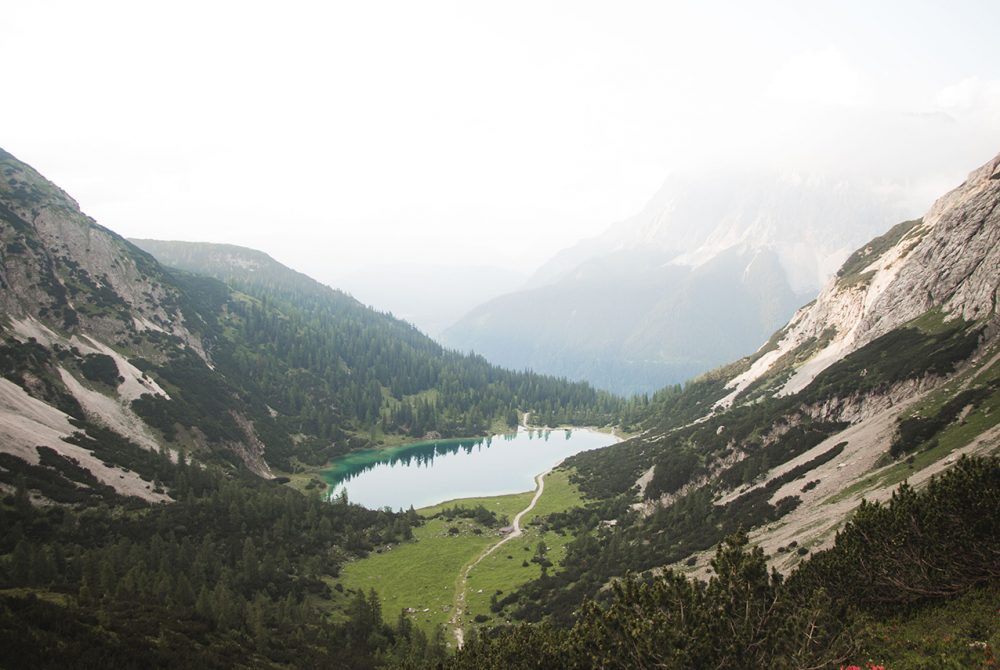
xmin=0 ymin=148 xmax=274 ymax=487
xmin=722 ymin=151 xmax=1000 ymax=405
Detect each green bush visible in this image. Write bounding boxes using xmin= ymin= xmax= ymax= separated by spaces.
xmin=80 ymin=353 xmax=119 ymax=386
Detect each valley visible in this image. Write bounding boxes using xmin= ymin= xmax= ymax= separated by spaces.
xmin=335 ymin=466 xmax=589 ymax=644
xmin=0 ymin=145 xmax=998 ymax=669
xmin=6 ymin=2 xmax=1000 ymax=667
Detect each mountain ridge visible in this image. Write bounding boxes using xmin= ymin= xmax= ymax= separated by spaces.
xmin=722 ymin=151 xmax=1000 ymax=405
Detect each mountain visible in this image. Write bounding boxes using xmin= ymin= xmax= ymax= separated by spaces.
xmin=462 ymin=151 xmax=1000 ymax=663
xmin=443 ymin=170 xmax=914 ymax=394
xmin=0 ymin=147 xmax=619 ymax=498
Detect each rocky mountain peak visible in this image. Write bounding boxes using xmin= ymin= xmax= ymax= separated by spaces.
xmin=722 ymin=150 xmax=1000 ymax=404
xmin=0 ymin=149 xmax=203 ymax=354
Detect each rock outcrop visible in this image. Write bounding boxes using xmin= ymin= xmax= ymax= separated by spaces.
xmin=0 ymin=148 xmax=276 ymax=486
xmin=722 ymin=152 xmax=1000 ymax=404
xmin=0 ymin=149 xmax=201 ymax=350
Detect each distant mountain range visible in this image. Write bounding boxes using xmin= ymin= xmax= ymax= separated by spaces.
xmin=443 ymin=170 xmax=916 ymax=394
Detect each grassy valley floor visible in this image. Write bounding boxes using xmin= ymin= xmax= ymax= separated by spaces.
xmin=335 ymin=467 xmax=586 ymax=643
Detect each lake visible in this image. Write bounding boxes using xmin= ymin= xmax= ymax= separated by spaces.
xmin=322 ymin=428 xmax=618 ymax=510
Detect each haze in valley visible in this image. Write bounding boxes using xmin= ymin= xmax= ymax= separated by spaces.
xmin=3 ymin=1 xmax=1000 ymax=337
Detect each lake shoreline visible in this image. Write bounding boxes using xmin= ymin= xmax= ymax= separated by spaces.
xmin=323 ymin=426 xmax=620 ymax=511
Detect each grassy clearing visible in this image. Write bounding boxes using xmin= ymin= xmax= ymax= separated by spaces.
xmin=460 ymin=468 xmax=586 ymax=630
xmin=282 ymin=469 xmax=331 ymax=495
xmin=0 ymin=588 xmax=71 ymax=607
xmin=336 ymin=467 xmax=589 ymax=637
xmin=337 ymin=490 xmax=533 ymax=634
xmin=853 ymin=583 xmax=1000 ymax=669
xmin=588 ymin=425 xmax=638 ymax=440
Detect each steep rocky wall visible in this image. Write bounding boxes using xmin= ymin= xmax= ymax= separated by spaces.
xmin=0 ymin=149 xmax=203 ymax=354
xmin=722 ymin=152 xmax=1000 ymax=403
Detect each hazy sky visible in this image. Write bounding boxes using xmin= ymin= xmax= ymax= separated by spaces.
xmin=3 ymin=1 xmax=1000 ymax=286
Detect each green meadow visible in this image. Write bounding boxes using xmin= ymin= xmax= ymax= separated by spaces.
xmin=459 ymin=469 xmax=585 ymax=631
xmin=336 ymin=467 xmax=587 ymax=638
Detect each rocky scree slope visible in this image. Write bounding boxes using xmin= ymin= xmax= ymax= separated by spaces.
xmin=0 ymin=148 xmax=275 ymax=502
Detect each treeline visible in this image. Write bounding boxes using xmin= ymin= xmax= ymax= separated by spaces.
xmin=442 ymin=456 xmax=1000 ymax=669
xmin=433 ymin=504 xmax=507 ymax=528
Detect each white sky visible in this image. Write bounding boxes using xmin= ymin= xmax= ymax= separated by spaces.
xmin=3 ymin=1 xmax=1000 ymax=284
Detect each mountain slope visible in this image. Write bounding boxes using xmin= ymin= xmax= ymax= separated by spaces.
xmin=0 ymin=147 xmax=224 ymax=498
xmin=443 ymin=171 xmax=912 ymax=394
xmin=0 ymin=148 xmax=619 ymax=504
xmin=128 ymin=239 xmax=621 ymax=450
xmin=483 ymin=150 xmax=1000 ymax=627
xmin=724 ymin=153 xmax=1000 ymax=404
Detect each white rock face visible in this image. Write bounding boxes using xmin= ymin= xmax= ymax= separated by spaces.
xmin=0 ymin=378 xmax=169 ymax=502
xmin=722 ymin=151 xmax=1000 ymax=402
xmin=0 ymin=152 xmax=203 ymax=354
xmin=859 ymin=155 xmax=1000 ymax=331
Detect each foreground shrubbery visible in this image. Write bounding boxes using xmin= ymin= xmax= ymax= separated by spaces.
xmin=3 ymin=448 xmax=996 ymax=668
xmin=443 ymin=456 xmax=1000 ymax=669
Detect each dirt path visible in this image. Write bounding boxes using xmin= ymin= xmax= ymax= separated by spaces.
xmin=448 ymin=469 xmax=550 ymax=648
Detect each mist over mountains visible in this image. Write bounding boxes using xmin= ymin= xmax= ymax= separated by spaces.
xmin=443 ymin=169 xmax=917 ymax=394
xmin=334 ymin=264 xmax=526 ymax=338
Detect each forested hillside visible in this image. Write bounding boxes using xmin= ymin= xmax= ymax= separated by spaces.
xmin=0 ymin=146 xmax=620 ymax=496
xmin=0 ymin=435 xmax=448 ymax=669
xmin=130 ymin=239 xmax=620 ymax=471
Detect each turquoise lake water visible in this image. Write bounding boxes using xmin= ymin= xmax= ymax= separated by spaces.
xmin=322 ymin=428 xmax=617 ymax=510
